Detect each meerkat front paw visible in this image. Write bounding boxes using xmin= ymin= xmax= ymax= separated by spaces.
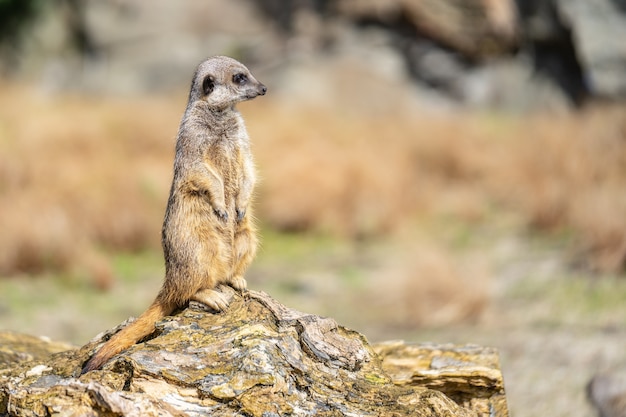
xmin=213 ymin=207 xmax=229 ymax=222
xmin=236 ymin=208 xmax=246 ymax=222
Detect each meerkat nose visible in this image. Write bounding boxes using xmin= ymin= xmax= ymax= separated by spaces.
xmin=258 ymin=84 xmax=267 ymax=95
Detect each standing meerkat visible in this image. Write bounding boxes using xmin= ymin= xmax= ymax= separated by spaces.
xmin=82 ymin=56 xmax=266 ymax=374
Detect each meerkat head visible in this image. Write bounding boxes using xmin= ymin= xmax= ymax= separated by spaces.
xmin=189 ymin=56 xmax=267 ymax=110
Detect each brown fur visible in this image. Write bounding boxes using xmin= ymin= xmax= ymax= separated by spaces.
xmin=81 ymin=56 xmax=266 ymax=373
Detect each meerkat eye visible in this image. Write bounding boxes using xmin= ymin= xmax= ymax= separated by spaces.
xmin=233 ymin=73 xmax=248 ymax=85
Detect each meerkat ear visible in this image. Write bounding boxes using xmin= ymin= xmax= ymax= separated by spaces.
xmin=202 ymin=75 xmax=215 ymax=96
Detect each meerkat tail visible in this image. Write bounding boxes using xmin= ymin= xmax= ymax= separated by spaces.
xmin=81 ymin=298 xmax=176 ymax=374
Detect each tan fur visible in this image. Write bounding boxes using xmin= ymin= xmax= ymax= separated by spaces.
xmin=82 ymin=56 xmax=266 ymax=374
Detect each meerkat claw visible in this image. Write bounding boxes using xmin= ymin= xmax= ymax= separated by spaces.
xmin=236 ymin=208 xmax=246 ymax=222
xmin=213 ymin=208 xmax=228 ymax=222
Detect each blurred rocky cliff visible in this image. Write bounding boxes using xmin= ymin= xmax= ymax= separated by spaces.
xmin=1 ymin=0 xmax=625 ymax=111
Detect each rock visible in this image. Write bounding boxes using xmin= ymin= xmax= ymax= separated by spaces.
xmin=554 ymin=0 xmax=626 ymax=99
xmin=516 ymin=0 xmax=626 ymax=102
xmin=374 ymin=341 xmax=509 ymax=417
xmin=5 ymin=0 xmax=626 ymax=106
xmin=587 ymin=368 xmax=626 ymax=417
xmin=14 ymin=0 xmax=278 ymax=93
xmin=0 ymin=331 xmax=74 ymax=369
xmin=335 ymin=0 xmax=519 ymax=59
xmin=0 ymin=289 xmax=509 ymax=416
xmin=250 ymin=0 xmax=579 ymax=110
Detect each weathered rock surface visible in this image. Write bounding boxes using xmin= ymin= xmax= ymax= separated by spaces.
xmin=0 ymin=289 xmax=507 ymax=416
xmin=0 ymin=332 xmax=73 ymax=369
xmin=375 ymin=341 xmax=508 ymax=417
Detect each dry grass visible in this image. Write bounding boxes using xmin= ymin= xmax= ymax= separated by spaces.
xmin=251 ymin=101 xmax=626 ymax=273
xmin=0 ymin=84 xmax=182 ymax=287
xmin=0 ymin=82 xmax=624 ymax=289
xmin=359 ymin=242 xmax=490 ymax=329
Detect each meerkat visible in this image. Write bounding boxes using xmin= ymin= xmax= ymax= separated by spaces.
xmin=81 ymin=56 xmax=266 ymax=374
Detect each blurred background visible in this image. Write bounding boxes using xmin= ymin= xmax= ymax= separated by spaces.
xmin=1 ymin=0 xmax=625 ymax=415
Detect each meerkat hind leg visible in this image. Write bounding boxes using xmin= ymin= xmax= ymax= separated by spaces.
xmin=191 ymin=288 xmax=231 ymax=311
xmin=227 ymin=227 xmax=256 ymax=292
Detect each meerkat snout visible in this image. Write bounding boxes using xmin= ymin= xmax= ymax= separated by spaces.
xmin=237 ymin=75 xmax=267 ymax=99
xmin=245 ymin=82 xmax=266 ymax=98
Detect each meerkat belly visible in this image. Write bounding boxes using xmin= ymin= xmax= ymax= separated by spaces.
xmin=207 ymin=140 xmax=243 ymax=219
xmin=162 ymin=191 xmax=232 ymax=285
